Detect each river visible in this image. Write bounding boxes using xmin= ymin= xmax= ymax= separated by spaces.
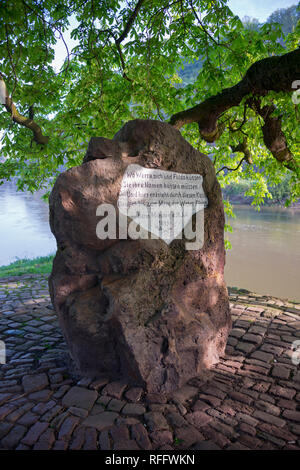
xmin=0 ymin=182 xmax=56 ymax=265
xmin=225 ymin=205 xmax=300 ymax=302
xmin=0 ymin=182 xmax=299 ymax=301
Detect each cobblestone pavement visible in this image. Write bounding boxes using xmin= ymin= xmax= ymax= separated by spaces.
xmin=0 ymin=274 xmax=299 ymax=450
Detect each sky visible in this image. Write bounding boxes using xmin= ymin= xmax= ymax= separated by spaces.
xmin=228 ymin=0 xmax=298 ymax=23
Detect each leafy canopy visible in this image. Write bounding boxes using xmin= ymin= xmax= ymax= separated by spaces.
xmin=0 ymin=0 xmax=299 ymax=208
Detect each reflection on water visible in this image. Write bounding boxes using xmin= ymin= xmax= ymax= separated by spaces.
xmin=0 ymin=182 xmax=56 ymax=265
xmin=225 ymin=205 xmax=300 ymax=302
xmin=0 ymin=183 xmax=299 ymax=301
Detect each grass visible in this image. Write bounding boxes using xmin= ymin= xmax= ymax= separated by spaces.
xmin=0 ymin=254 xmax=54 ymax=278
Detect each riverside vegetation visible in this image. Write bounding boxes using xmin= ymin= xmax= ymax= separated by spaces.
xmin=0 ymin=255 xmax=54 ymax=278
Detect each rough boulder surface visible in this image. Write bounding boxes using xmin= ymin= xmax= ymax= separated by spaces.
xmin=49 ymin=119 xmax=231 ymax=393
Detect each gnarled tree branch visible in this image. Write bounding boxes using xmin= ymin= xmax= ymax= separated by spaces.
xmin=170 ymin=48 xmax=300 ymax=172
xmin=248 ymin=99 xmax=295 ymax=172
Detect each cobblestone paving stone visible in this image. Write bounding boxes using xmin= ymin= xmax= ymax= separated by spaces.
xmin=0 ymin=274 xmax=299 ymax=450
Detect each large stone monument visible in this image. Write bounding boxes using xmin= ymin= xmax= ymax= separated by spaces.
xmin=49 ymin=119 xmax=231 ymax=393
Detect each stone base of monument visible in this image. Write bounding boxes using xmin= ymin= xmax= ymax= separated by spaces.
xmin=49 ymin=120 xmax=231 ymax=393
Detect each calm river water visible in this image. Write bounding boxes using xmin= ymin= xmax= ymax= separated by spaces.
xmin=0 ymin=182 xmax=299 ymax=301
xmin=225 ymin=205 xmax=300 ymax=302
xmin=0 ymin=182 xmax=56 ymax=266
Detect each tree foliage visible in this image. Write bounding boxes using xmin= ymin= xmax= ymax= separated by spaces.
xmin=0 ymin=0 xmax=299 ymax=206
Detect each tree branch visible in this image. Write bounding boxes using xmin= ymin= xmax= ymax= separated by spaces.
xmin=116 ymin=0 xmax=146 ymax=45
xmin=170 ymin=48 xmax=300 ymax=172
xmin=216 ymin=156 xmax=246 ymax=175
xmin=114 ymin=40 xmax=132 ymax=82
xmin=216 ymin=138 xmax=252 ymax=175
xmin=249 ymin=99 xmax=296 ymax=172
xmin=231 ymin=138 xmax=253 ymax=164
xmin=0 ymin=75 xmax=49 ymax=145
